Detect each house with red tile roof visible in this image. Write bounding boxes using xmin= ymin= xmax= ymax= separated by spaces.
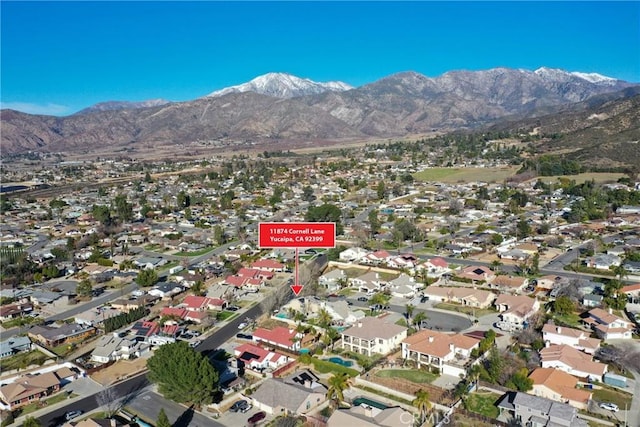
xmin=539 ymin=344 xmax=606 ymax=381
xmin=234 ymin=343 xmax=289 ymax=370
xmin=401 ymin=329 xmax=480 ymax=377
xmin=238 ymin=267 xmax=274 ymax=280
xmin=251 ymin=259 xmax=285 ymax=272
xmin=253 ymin=326 xmax=302 ymax=352
xmin=183 ymin=295 xmax=227 ymax=311
xmin=528 ymin=368 xmax=592 ymax=410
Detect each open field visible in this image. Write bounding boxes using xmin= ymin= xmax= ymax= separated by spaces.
xmin=527 ymin=172 xmax=626 ymax=185
xmin=592 ymin=386 xmax=633 ymax=409
xmin=463 ymin=391 xmax=501 ymax=418
xmin=375 ymin=369 xmax=438 ymax=384
xmin=413 ymin=166 xmax=519 ymax=183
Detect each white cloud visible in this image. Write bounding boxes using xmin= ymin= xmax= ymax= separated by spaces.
xmin=0 ymin=102 xmax=71 ymax=116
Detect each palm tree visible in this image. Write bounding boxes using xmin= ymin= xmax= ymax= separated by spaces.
xmin=490 ymin=259 xmax=503 ymax=273
xmin=317 ymin=308 xmax=333 ymax=329
xmin=322 ymin=327 xmax=340 ymax=352
xmin=413 ymin=311 xmax=428 ymax=330
xmin=405 ymin=304 xmax=415 ymax=325
xmin=412 ymin=389 xmax=432 ymax=425
xmin=191 ymin=280 xmax=206 ymax=296
xmin=326 ymin=372 xmax=351 ymax=407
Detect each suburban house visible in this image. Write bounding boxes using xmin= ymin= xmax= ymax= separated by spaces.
xmin=584 ymin=254 xmax=621 ymax=270
xmin=582 ymin=293 xmax=603 ymax=308
xmin=494 ymin=294 xmax=540 ymax=330
xmin=134 ymin=257 xmax=167 ymax=270
xmin=148 ymin=282 xmax=184 ymax=299
xmin=0 ymin=301 xmax=34 ymax=321
xmin=418 ymin=257 xmax=450 ymax=277
xmin=0 ymin=336 xmax=32 ymax=359
xmin=251 ymin=259 xmax=285 ymax=272
xmin=253 ymin=326 xmax=303 ymax=352
xmin=490 ymin=275 xmax=528 ymax=294
xmin=328 ymin=405 xmax=414 ymax=427
xmin=582 ymin=308 xmax=634 ymax=340
xmin=528 ymin=368 xmax=592 ymax=410
xmin=233 ymin=343 xmax=289 ymax=371
xmin=75 ymin=306 xmax=123 ymax=327
xmin=182 ymin=295 xmax=227 ymax=311
xmin=28 ymin=323 xmax=96 ymax=348
xmin=0 ymin=367 xmax=79 ymax=410
xmin=497 ymin=391 xmax=588 ymax=427
xmin=318 ymin=269 xmax=347 ymax=291
xmin=360 ymin=250 xmax=392 ymax=266
xmin=401 ymin=329 xmax=480 ymax=377
xmin=250 ymin=370 xmax=327 ymax=416
xmin=110 ymin=294 xmax=159 ymax=312
xmin=387 ymin=274 xmax=420 ymax=298
xmin=339 ymin=247 xmax=369 ymax=262
xmin=340 ymin=316 xmax=407 ymax=357
xmin=541 ymin=323 xmax=601 ymax=354
xmin=456 ymin=265 xmax=495 ymax=283
xmin=539 ymin=344 xmax=607 ymax=381
xmin=349 ymin=271 xmax=386 ymax=294
xmin=90 ymin=334 xmax=151 ymax=364
xmin=422 ymin=286 xmax=496 ymax=309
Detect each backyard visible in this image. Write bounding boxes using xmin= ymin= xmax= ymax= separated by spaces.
xmin=0 ymin=350 xmax=52 ymax=373
xmin=463 ymin=391 xmax=501 ymax=418
xmin=375 ymin=369 xmax=438 ymax=384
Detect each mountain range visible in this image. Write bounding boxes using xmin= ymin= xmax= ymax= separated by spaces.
xmin=1 ymin=67 xmax=638 ymax=160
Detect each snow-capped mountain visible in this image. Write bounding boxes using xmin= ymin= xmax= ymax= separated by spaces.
xmin=206 ymin=72 xmax=354 ymax=99
xmin=535 ymin=67 xmax=616 ymax=84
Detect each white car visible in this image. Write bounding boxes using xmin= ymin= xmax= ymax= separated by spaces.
xmin=237 ymin=322 xmax=247 ymax=330
xmin=65 ymin=410 xmax=83 ymax=421
xmin=599 ymin=402 xmax=619 ymax=412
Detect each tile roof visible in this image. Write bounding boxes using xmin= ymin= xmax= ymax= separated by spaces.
xmin=540 ymin=344 xmax=606 ymax=377
xmin=529 ymin=368 xmax=591 ymax=404
xmin=342 ymin=316 xmax=407 ymax=341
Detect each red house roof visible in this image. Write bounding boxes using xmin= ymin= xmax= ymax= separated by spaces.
xmin=183 ymin=295 xmax=209 ymax=310
xmin=161 ymin=307 xmax=188 ymax=319
xmin=253 ymin=326 xmax=297 ymax=348
xmin=429 ymin=257 xmax=448 ymax=268
xmin=251 ymin=259 xmax=284 ymax=270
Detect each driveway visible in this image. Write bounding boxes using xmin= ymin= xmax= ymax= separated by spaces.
xmin=126 ymin=390 xmax=222 ymax=427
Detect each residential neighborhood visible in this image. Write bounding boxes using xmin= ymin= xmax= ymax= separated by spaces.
xmin=1 ymin=143 xmax=640 ymax=427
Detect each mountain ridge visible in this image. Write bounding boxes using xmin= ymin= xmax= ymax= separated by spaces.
xmin=1 ymin=67 xmax=638 ymax=161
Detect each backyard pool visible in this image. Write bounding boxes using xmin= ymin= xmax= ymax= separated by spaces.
xmin=353 ymin=397 xmax=389 ymax=410
xmin=325 ymin=357 xmax=354 ymax=367
xmin=275 ymin=313 xmax=288 ymax=319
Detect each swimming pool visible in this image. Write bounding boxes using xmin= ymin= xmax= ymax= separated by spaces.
xmin=275 ymin=313 xmax=288 ymax=319
xmin=325 ymin=357 xmax=354 ymax=367
xmin=353 ymin=397 xmax=389 ymax=410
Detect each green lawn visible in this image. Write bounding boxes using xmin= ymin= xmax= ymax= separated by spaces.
xmin=552 ymin=313 xmax=583 ymax=328
xmin=413 ymin=166 xmax=519 ymax=183
xmin=434 ymin=302 xmax=496 ymax=318
xmin=159 ymin=260 xmax=180 ymax=272
xmin=592 ymin=386 xmax=633 ymax=409
xmin=216 ymin=311 xmax=238 ymax=321
xmin=463 ymin=392 xmax=501 ymax=418
xmin=375 ymin=369 xmax=438 ymax=384
xmin=0 ymin=350 xmax=51 ymax=373
xmin=174 ymin=246 xmax=216 ymax=257
xmin=337 ymin=288 xmax=356 ymax=296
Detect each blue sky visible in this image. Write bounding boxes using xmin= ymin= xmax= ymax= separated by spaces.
xmin=2 ymin=1 xmax=639 ymax=115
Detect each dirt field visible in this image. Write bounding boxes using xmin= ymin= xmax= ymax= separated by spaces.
xmin=91 ymin=358 xmax=148 ymax=386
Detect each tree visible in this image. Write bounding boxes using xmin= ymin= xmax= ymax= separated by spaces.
xmin=376 ymin=181 xmax=386 ymax=200
xmin=22 ymin=417 xmax=41 ymax=427
xmin=177 ymin=190 xmax=191 ymax=208
xmin=317 ymin=308 xmax=332 ymax=329
xmin=77 ymin=279 xmax=93 ymax=297
xmin=368 ymin=209 xmax=381 ymax=236
xmin=552 ymin=296 xmax=574 ymax=315
xmin=302 ymin=185 xmax=315 ymax=202
xmin=156 ymin=408 xmax=171 ymax=427
xmin=326 ymin=372 xmax=350 ymax=407
xmin=92 ymin=204 xmax=112 ymax=226
xmin=96 ymin=387 xmax=121 ymax=418
xmin=305 ymin=203 xmax=344 ymax=234
xmin=413 ymin=311 xmax=428 ymax=329
xmin=114 ymin=194 xmax=133 ymax=222
xmin=147 ymin=341 xmax=219 ymax=407
xmin=136 ymin=269 xmax=159 ymax=287
xmin=405 ymin=304 xmax=415 ymax=325
xmin=191 ymin=280 xmax=206 ymax=296
xmin=412 ymin=389 xmax=432 ymax=425
xmin=144 ymin=171 xmax=153 ymax=183
xmin=322 ymin=327 xmax=340 ymax=351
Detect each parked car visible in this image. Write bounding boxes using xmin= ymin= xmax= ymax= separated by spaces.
xmin=65 ymin=410 xmax=83 ymax=421
xmin=236 ymin=333 xmax=253 ymax=340
xmin=420 ymin=296 xmax=429 ymax=303
xmin=189 ymin=340 xmax=201 ymax=348
xmin=357 ymin=296 xmax=368 ymax=302
xmin=227 ymin=305 xmax=240 ymax=311
xmin=248 ymin=411 xmax=266 ymax=424
xmin=237 ymin=322 xmax=248 ymax=330
xmin=230 ymin=399 xmax=251 ymax=413
xmin=599 ymin=402 xmax=619 ymax=412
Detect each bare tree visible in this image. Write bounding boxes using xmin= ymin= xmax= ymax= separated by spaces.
xmin=96 ymin=386 xmax=121 ymax=418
